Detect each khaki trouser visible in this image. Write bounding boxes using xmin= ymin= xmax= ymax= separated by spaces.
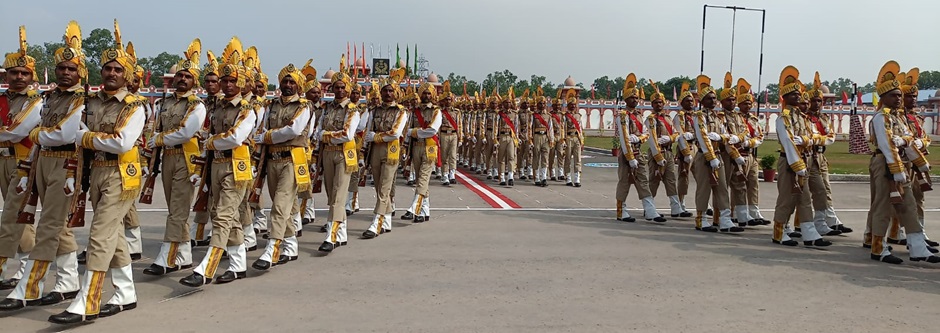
xmin=85 ymin=166 xmax=135 ymax=271
xmin=867 ymin=154 xmax=923 ymax=254
xmin=440 ymin=132 xmax=458 ymax=177
xmin=516 ymin=139 xmax=530 ymax=172
xmin=323 ymin=149 xmax=352 ymax=222
xmin=648 ymin=149 xmax=678 ymax=197
xmin=31 ymin=154 xmax=78 ymax=261
xmin=266 ymin=158 xmax=298 ymax=240
xmin=411 ymin=141 xmax=434 ymax=197
xmin=617 ymin=152 xmax=652 ymax=201
xmin=484 ymin=135 xmax=496 ymax=170
xmin=677 ymin=151 xmax=695 ymax=197
xmin=0 ymin=157 xmax=36 ymax=258
xmin=725 ymin=153 xmax=748 ymax=207
xmin=807 ymin=152 xmax=831 ymax=211
xmin=209 ymin=161 xmax=246 ymax=249
xmin=771 ymin=157 xmax=813 ymax=226
xmin=564 ymin=137 xmax=582 ymax=175
xmin=123 ymin=204 xmax=139 ymax=228
xmin=162 ymin=153 xmax=194 ymax=242
xmin=693 ymin=153 xmax=730 ymax=215
xmin=532 ymin=134 xmax=551 ymax=172
xmin=371 ymin=142 xmax=398 ymax=215
xmin=348 ymin=166 xmax=360 ymax=193
xmin=472 ymin=135 xmax=486 ymax=167
xmin=550 ymin=139 xmax=565 ymax=176
xmin=496 ymin=135 xmax=516 ymax=176
xmin=744 ymin=154 xmax=760 ymax=206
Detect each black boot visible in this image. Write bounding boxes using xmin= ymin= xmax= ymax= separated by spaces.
xmin=302 ymin=218 xmax=312 ymax=226
xmin=508 ymin=179 xmax=514 ymax=187
xmin=179 ymin=273 xmax=210 ymax=287
xmin=215 ymin=270 xmax=246 ymax=284
xmin=251 ymin=259 xmax=272 ymax=271
xmin=49 ymin=311 xmax=96 ymax=324
xmin=773 ymin=239 xmax=799 ymax=246
xmin=401 ymin=211 xmax=414 ymax=220
xmin=318 ymin=241 xmax=335 ymax=253
xmin=804 ymin=239 xmax=832 ymax=247
xmin=143 ymin=264 xmax=179 ymax=276
xmin=362 ymin=230 xmax=378 ymax=239
xmin=99 ymin=302 xmax=136 ymax=317
xmin=40 ymin=290 xmax=78 ymax=305
xmin=871 ymin=254 xmax=903 ymax=264
xmin=414 ymin=215 xmax=426 ymax=223
xmin=77 ymin=251 xmax=87 ymax=264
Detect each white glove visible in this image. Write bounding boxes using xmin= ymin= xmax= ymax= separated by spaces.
xmin=707 ymin=132 xmax=721 ymax=142
xmin=253 ymin=132 xmax=265 ymax=144
xmin=657 ymin=135 xmax=670 ymax=145
xmin=684 ymin=155 xmax=692 ymax=163
xmin=728 ymin=135 xmax=741 ymax=145
xmin=793 ymin=136 xmax=804 ymax=146
xmin=628 ymin=159 xmax=639 ymax=169
xmin=796 ymin=169 xmax=807 ymax=177
xmin=64 ymin=177 xmax=75 ymax=196
xmin=15 ymin=177 xmax=28 ymax=195
xmin=365 ymin=132 xmax=376 ymax=143
xmin=913 ymin=139 xmax=924 ymax=150
xmin=189 ymin=174 xmax=201 ymax=185
xmin=709 ymin=159 xmax=721 ymax=169
xmin=147 ymin=135 xmax=158 ymax=149
xmin=628 ymin=134 xmax=640 ymax=143
xmin=735 ymin=156 xmax=746 ymax=165
xmin=892 ymin=136 xmax=905 ymax=147
xmin=358 ymin=159 xmax=365 ymax=168
xmin=251 ymin=165 xmax=258 ymax=177
xmin=471 ymin=137 xmax=477 ymax=143
xmin=919 ymin=163 xmax=930 ymax=173
xmin=683 ymin=132 xmax=694 ymax=141
xmin=141 ymin=166 xmax=150 ymax=177
xmin=656 ymin=159 xmax=665 ymax=167
xmin=893 ymin=172 xmax=907 ymax=182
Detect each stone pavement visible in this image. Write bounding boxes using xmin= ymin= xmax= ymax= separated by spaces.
xmin=1 ymin=151 xmax=938 ymax=332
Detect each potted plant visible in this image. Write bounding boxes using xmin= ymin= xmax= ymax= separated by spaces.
xmin=760 ymin=154 xmax=777 ymax=182
xmin=611 ymin=137 xmax=621 ymax=157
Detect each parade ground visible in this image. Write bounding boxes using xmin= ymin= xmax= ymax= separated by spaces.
xmin=2 ymin=149 xmax=938 ymax=332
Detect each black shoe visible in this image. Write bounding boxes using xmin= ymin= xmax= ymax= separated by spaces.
xmin=560 ymin=176 xmax=567 ymax=180
xmin=251 ymin=259 xmax=272 ymax=271
xmin=362 ymin=230 xmax=378 ymax=239
xmin=646 ymin=216 xmax=667 ymax=222
xmin=887 ymin=238 xmax=907 ymax=245
xmin=442 ymin=181 xmax=450 ymax=186
xmin=320 ymin=224 xmax=328 ymax=233
xmin=566 ymin=182 xmax=573 ymax=186
xmin=910 ymin=256 xmax=940 ymax=263
xmin=499 ymin=181 xmax=506 ymax=186
xmin=0 ymin=279 xmax=18 ymax=290
xmin=179 ymin=273 xmax=210 ymax=287
xmin=574 ymin=183 xmax=581 ymax=187
xmin=129 ymin=253 xmax=142 ymax=261
xmin=927 ymin=239 xmax=940 ymax=247
xmin=746 ymin=219 xmax=763 ymax=226
xmin=99 ymin=302 xmax=136 ymax=317
xmin=871 ymin=254 xmax=904 ymax=264
xmin=680 ymin=211 xmax=693 ymax=217
xmin=486 ymin=176 xmax=493 ymax=180
xmin=302 ymin=218 xmax=312 ymax=226
xmin=318 ymin=241 xmax=335 ymax=253
xmin=414 ymin=216 xmax=426 ymax=223
xmin=346 ymin=209 xmax=354 ymax=216
xmin=805 ymin=239 xmax=832 ymax=247
xmin=697 ymin=226 xmax=719 ymax=232
xmin=277 ymin=255 xmax=297 ymax=265
xmin=40 ymin=290 xmax=78 ymax=305
xmin=381 ymin=229 xmax=392 ymax=234
xmin=215 ymin=270 xmax=246 ymax=284
xmin=261 ymin=233 xmax=270 ymax=240
xmin=550 ymin=177 xmax=557 ymax=181
xmin=407 ymin=180 xmax=415 ymax=186
xmin=195 ymin=237 xmax=211 ymax=247
xmin=705 ymin=209 xmax=713 ymax=216
xmin=825 ymin=229 xmax=843 ymax=236
xmin=520 ymin=175 xmax=527 ymax=180
xmin=720 ymin=227 xmax=745 ymax=233
xmin=77 ymin=251 xmax=87 ymax=264
xmin=794 ymin=227 xmax=802 ymax=232
xmin=0 ymin=298 xmax=40 ymax=311
xmin=620 ymin=217 xmax=636 ymax=222
xmin=143 ymin=263 xmax=179 ymax=276
xmin=835 ymin=224 xmax=853 ymax=233
xmin=247 ymin=245 xmax=258 ymax=252
xmin=450 ymin=178 xmax=457 ymax=184
xmin=49 ymin=311 xmax=97 ymax=324
xmin=773 ymin=239 xmax=799 ymax=246
xmin=788 ymin=231 xmax=802 ymax=239
xmin=738 ymin=221 xmax=748 ymax=227
xmin=508 ymin=179 xmax=514 ymax=186
xmin=759 ymin=219 xmax=772 ymax=225
xmin=401 ymin=212 xmax=414 ymax=220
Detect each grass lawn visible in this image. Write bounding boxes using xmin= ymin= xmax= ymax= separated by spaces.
xmin=585 ymin=136 xmax=940 ymax=175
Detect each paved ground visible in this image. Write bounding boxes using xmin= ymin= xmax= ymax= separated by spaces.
xmin=1 ymin=151 xmax=938 ymax=332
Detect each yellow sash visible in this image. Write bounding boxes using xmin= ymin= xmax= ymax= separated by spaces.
xmin=232 ymin=144 xmax=252 ymax=185
xmin=425 ymin=138 xmax=438 ymax=161
xmin=291 ymin=147 xmax=311 ymax=192
xmin=182 ymin=137 xmax=200 ymax=175
xmin=12 ymin=142 xmax=30 ymax=161
xmin=343 ymin=140 xmax=358 ymax=173
xmin=119 ymin=147 xmax=142 ymax=200
xmin=386 ymin=139 xmax=400 ymax=165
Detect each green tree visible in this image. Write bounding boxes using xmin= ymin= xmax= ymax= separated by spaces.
xmin=137 ymin=52 xmax=181 ymax=87
xmin=82 ymin=28 xmax=114 ymax=86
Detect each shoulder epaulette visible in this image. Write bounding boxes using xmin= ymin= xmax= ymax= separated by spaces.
xmin=298 ymin=98 xmax=309 ymax=104
xmin=123 ymin=95 xmax=139 ymax=104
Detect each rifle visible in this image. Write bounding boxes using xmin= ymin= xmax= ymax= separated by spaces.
xmin=16 ymin=146 xmax=39 ymax=224
xmin=139 ymin=94 xmax=165 ymax=204
xmin=66 ymin=85 xmax=93 ymax=228
xmin=723 ymin=113 xmax=747 ymax=183
xmin=913 ymin=167 xmax=933 ymax=192
xmin=402 ymin=107 xmax=418 ymax=179
xmin=192 ymin=104 xmax=213 ymax=212
xmin=649 ymin=114 xmax=665 ymax=182
xmin=357 ymin=109 xmax=374 ymax=187
xmin=310 ymin=106 xmax=328 ymax=193
xmin=248 ymin=144 xmax=268 ymax=204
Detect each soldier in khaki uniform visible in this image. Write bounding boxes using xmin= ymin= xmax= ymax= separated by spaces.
xmin=864 ymin=60 xmax=937 ymax=264
xmin=401 ymin=82 xmax=441 ymax=222
xmin=300 ymin=61 xmax=321 ymax=227
xmin=672 ymin=83 xmax=695 ymax=217
xmin=438 ymin=81 xmax=461 ymax=185
xmin=345 ymin=83 xmax=366 ymax=215
xmin=0 ymin=22 xmax=84 ymax=310
xmin=802 ymin=73 xmax=851 ymax=237
xmin=315 ymin=68 xmax=360 ymax=252
xmin=562 ymin=90 xmax=582 ymax=187
xmin=49 ymin=21 xmax=145 ymax=323
xmin=645 ymin=82 xmax=684 ymax=218
xmin=363 ymin=69 xmax=408 ymax=238
xmin=0 ymin=27 xmax=41 ymax=290
xmin=118 ymin=47 xmax=145 ymax=262
xmin=691 ymin=74 xmax=743 ymax=233
xmin=142 ymin=39 xmax=206 ymax=276
xmin=483 ymin=94 xmax=499 ymax=181
xmin=240 ymin=47 xmax=265 ymax=251
xmin=495 ymin=88 xmax=518 ymax=186
xmin=613 ymin=75 xmax=665 ymax=222
xmin=178 ymin=36 xmax=255 ymax=287
xmin=735 ymin=79 xmax=770 ymax=226
xmin=714 ymin=73 xmax=752 ymax=228
xmin=516 ymin=93 xmax=533 ymax=181
xmin=549 ymin=96 xmax=566 ymax=181
xmin=770 ymin=66 xmax=830 ymax=247
xmin=251 ymin=63 xmax=309 ymax=269
xmin=191 ymin=51 xmax=223 ymax=247
xmin=530 ymin=89 xmax=554 ymax=187
xmin=472 ymin=95 xmax=488 ymax=174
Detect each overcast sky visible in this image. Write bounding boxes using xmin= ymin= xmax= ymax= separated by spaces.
xmin=3 ymin=0 xmax=937 ymax=89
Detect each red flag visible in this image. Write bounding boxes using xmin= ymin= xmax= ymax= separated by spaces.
xmin=353 ymin=44 xmax=358 ymax=77
xmin=841 ymin=91 xmax=848 ymax=104
xmin=590 ymin=84 xmax=595 ymax=99
xmin=145 ymin=71 xmax=151 ymax=87
xmin=856 ymin=92 xmax=862 ymax=105
xmin=764 ymin=90 xmax=768 ymax=104
xmin=362 ymin=42 xmax=366 ymax=76
xmin=346 ymin=42 xmax=350 ymax=71
xmin=672 ymin=86 xmax=677 ymax=101
xmin=463 ymin=82 xmax=467 ymax=95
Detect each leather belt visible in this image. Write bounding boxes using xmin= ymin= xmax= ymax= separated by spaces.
xmin=94 ymin=152 xmax=119 ymax=161
xmin=498 ymin=131 xmax=512 ymax=135
xmin=323 ymin=145 xmax=344 ymax=152
xmin=213 ymin=150 xmax=233 ymax=159
xmin=533 ymin=131 xmax=548 ymax=135
xmin=567 ymin=132 xmax=579 ymax=136
xmin=814 ymin=146 xmax=826 ymax=154
xmin=441 ymin=130 xmax=458 ymax=134
xmin=41 ymin=144 xmax=76 ymax=152
xmin=269 ymin=151 xmax=292 ymax=159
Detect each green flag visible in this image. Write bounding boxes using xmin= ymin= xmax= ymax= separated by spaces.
xmin=414 ymin=44 xmax=418 ymax=75
xmin=405 ymin=45 xmax=410 ymax=76
xmin=395 ymin=43 xmax=400 ymax=69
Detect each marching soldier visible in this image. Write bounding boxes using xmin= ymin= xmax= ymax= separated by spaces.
xmin=803 ymin=73 xmax=850 ymax=236
xmin=459 ymin=95 xmax=474 ymax=169
xmin=472 ymin=94 xmax=487 ymax=175
xmin=346 ymin=83 xmax=366 ymax=215
xmin=301 ymin=60 xmax=320 ymax=228
xmin=715 ymin=73 xmax=752 ymax=228
xmin=865 ymin=60 xmax=936 ymax=264
xmin=562 ymin=90 xmax=583 ymax=187
xmin=178 ymin=36 xmax=255 ymax=287
xmin=191 ymin=51 xmax=223 ymax=247
xmin=484 ymin=93 xmax=499 ymax=181
xmin=120 ymin=44 xmax=145 ymax=261
xmin=735 ymin=79 xmax=770 ymax=226
xmin=691 ymin=74 xmax=742 ymax=232
xmin=770 ymin=66 xmax=830 ymax=246
xmin=401 ymin=82 xmax=441 ymax=222
xmin=0 ymin=26 xmax=40 ymax=290
xmin=362 ymin=69 xmax=408 ymax=238
xmin=0 ymin=22 xmax=83 ymax=310
xmin=250 ymin=63 xmax=309 ymax=269
xmin=50 ymin=20 xmax=145 ymax=323
xmin=672 ymin=82 xmax=695 ymax=217
xmin=645 ymin=81 xmax=684 ymax=218
xmin=142 ymin=39 xmax=206 ymax=276
xmin=315 ymin=67 xmax=359 ymax=252
xmin=438 ymin=81 xmax=461 ymax=185
xmin=530 ymin=89 xmax=554 ymax=187
xmin=517 ymin=92 xmax=533 ymax=181
xmin=549 ymin=94 xmax=566 ymax=181
xmin=240 ymin=47 xmax=264 ymax=250
xmin=613 ymin=75 xmax=665 ymax=222
xmin=897 ymin=68 xmax=935 ymax=246
xmin=496 ymin=88 xmax=519 ymax=186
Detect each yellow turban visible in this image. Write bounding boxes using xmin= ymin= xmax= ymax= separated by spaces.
xmin=4 ymin=26 xmax=37 ymax=81
xmin=53 ymin=21 xmax=87 ymax=80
